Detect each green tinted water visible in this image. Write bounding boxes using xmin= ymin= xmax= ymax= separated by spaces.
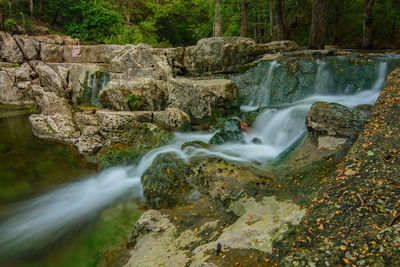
xmin=0 ymin=112 xmax=144 ymax=266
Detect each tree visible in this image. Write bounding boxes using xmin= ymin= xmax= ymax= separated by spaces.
xmin=240 ymin=0 xmax=249 ymax=37
xmin=214 ymin=0 xmax=222 ymax=37
xmin=269 ymin=0 xmax=288 ymax=41
xmin=29 ymin=0 xmax=33 ymax=18
xmin=362 ymin=0 xmax=374 ymax=49
xmin=274 ymin=0 xmax=287 ymax=40
xmin=308 ymin=0 xmax=328 ymax=49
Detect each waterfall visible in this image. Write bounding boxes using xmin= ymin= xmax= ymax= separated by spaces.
xmin=0 ymin=55 xmax=397 ymax=261
xmin=90 ymin=72 xmax=109 ymax=107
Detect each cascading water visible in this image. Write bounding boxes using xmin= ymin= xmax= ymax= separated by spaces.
xmin=89 ymin=72 xmax=110 ymax=107
xmin=1 ymin=54 xmax=399 ymax=262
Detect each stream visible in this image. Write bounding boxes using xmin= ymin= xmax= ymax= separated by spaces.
xmin=0 ymin=53 xmax=399 ymax=265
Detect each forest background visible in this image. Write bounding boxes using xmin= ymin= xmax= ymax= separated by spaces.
xmin=0 ymin=0 xmax=399 ymax=49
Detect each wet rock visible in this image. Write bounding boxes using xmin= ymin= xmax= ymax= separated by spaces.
xmin=306 ymin=101 xmax=368 ymax=142
xmin=13 ymin=35 xmax=39 ymax=60
xmin=0 ymin=31 xmax=24 ymax=63
xmin=266 ymin=40 xmax=299 ymax=52
xmin=240 ymin=107 xmax=269 ymax=126
xmin=209 ymin=119 xmax=244 ymax=145
xmin=141 ymin=153 xmax=191 ymax=208
xmin=181 ymin=141 xmax=209 ymax=150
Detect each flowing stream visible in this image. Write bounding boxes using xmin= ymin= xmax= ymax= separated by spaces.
xmin=0 ymin=54 xmax=399 ymax=263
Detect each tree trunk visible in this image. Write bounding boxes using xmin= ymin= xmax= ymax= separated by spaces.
xmin=214 ymin=0 xmax=222 ymax=37
xmin=275 ymin=0 xmax=288 ymax=40
xmin=8 ymin=1 xmax=11 ymax=15
xmin=333 ymin=0 xmax=343 ymax=44
xmin=240 ymin=0 xmax=249 ymax=37
xmin=308 ymin=0 xmax=328 ymax=49
xmin=29 ymin=0 xmax=33 ymax=18
xmin=362 ymin=0 xmax=374 ymax=49
xmin=39 ymin=0 xmax=44 ymax=15
xmin=269 ymin=0 xmax=276 ymax=40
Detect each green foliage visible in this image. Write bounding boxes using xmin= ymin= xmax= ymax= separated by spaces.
xmin=4 ymin=18 xmax=17 ymax=33
xmin=124 ymin=94 xmax=144 ymax=111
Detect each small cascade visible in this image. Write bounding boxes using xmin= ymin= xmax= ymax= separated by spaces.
xmin=250 ymin=61 xmax=278 ymax=106
xmin=89 ymin=72 xmax=110 ymax=107
xmin=313 ymin=60 xmax=333 ymax=95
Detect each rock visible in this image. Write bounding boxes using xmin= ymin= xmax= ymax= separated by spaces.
xmin=184 ymin=37 xmax=259 ymax=75
xmin=306 ymin=101 xmax=368 ymax=141
xmin=209 ymin=119 xmax=244 ymax=145
xmin=31 ymin=25 xmax=49 ymax=35
xmin=167 ymin=78 xmax=238 ymax=119
xmin=29 ymin=85 xmax=77 ymax=141
xmin=63 ymin=45 xmax=122 ymax=63
xmin=109 ymin=44 xmax=172 ymax=79
xmin=99 ymin=78 xmax=168 ymax=111
xmin=153 ymin=107 xmax=191 ymax=130
xmin=13 ymin=35 xmax=39 ymax=60
xmin=186 ymin=159 xmax=270 ymax=203
xmin=181 ymin=140 xmax=209 ymax=150
xmin=184 ymin=38 xmax=299 ymax=75
xmin=192 ymin=196 xmax=305 ymax=254
xmin=40 ymin=43 xmax=63 ymax=62
xmin=0 ymin=31 xmax=24 ymax=63
xmin=66 ymin=63 xmax=109 ymax=105
xmin=266 ymin=40 xmax=299 ymax=52
xmin=126 ymin=210 xmax=191 ymax=267
xmin=36 ymin=65 xmax=65 ymax=98
xmin=0 ymin=69 xmax=34 ymax=105
xmin=141 ymin=153 xmax=190 ymax=208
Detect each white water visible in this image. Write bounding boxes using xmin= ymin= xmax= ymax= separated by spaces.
xmin=0 ymin=59 xmax=392 ymax=260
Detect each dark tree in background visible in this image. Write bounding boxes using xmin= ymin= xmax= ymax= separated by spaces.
xmin=240 ymin=0 xmax=249 ymax=37
xmin=274 ymin=0 xmax=288 ymax=40
xmin=362 ymin=0 xmax=374 ymax=49
xmin=214 ymin=0 xmax=222 ymax=37
xmin=309 ymin=0 xmax=328 ymax=49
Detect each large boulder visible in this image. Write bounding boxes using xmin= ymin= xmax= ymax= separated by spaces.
xmin=29 ymin=85 xmax=77 ymax=141
xmin=109 ymin=44 xmax=172 ymax=79
xmin=0 ymin=67 xmax=34 ymax=105
xmin=99 ymin=78 xmax=168 ymax=111
xmin=40 ymin=43 xmax=63 ymax=62
xmin=167 ymin=78 xmax=238 ymax=119
xmin=306 ymin=101 xmax=368 ymax=142
xmin=36 ymin=65 xmax=66 ymax=98
xmin=0 ymin=31 xmax=24 ymax=63
xmin=13 ymin=35 xmax=39 ymax=60
xmin=183 ymin=37 xmax=298 ymax=75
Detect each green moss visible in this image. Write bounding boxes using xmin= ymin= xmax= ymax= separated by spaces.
xmin=141 ymin=153 xmax=191 ymax=208
xmin=124 ymin=94 xmax=145 ymax=111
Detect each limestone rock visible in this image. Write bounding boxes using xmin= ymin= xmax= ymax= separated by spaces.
xmin=99 ymin=78 xmax=168 ymax=111
xmin=36 ymin=65 xmax=65 ymax=98
xmin=209 ymin=119 xmax=244 ymax=145
xmin=192 ymin=196 xmax=305 ymax=255
xmin=109 ymin=44 xmax=172 ymax=79
xmin=0 ymin=31 xmax=24 ymax=63
xmin=63 ymin=45 xmax=123 ymax=63
xmin=167 ymin=78 xmax=238 ymax=119
xmin=153 ymin=108 xmax=190 ymax=129
xmin=266 ymin=40 xmax=299 ymax=52
xmin=126 ymin=210 xmax=190 ymax=267
xmin=14 ymin=35 xmax=39 ymax=60
xmin=306 ymin=101 xmax=368 ymax=141
xmin=0 ymin=69 xmax=34 ymax=105
xmin=40 ymin=43 xmax=63 ymax=62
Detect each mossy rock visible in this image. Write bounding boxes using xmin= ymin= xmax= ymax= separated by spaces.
xmin=141 ymin=153 xmax=191 ymax=209
xmin=240 ymin=107 xmax=269 ymax=126
xmin=209 ymin=119 xmax=245 ymax=145
xmin=181 ymin=140 xmax=210 ymax=150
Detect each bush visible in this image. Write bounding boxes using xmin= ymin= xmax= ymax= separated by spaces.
xmin=4 ymin=18 xmax=17 ymax=33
